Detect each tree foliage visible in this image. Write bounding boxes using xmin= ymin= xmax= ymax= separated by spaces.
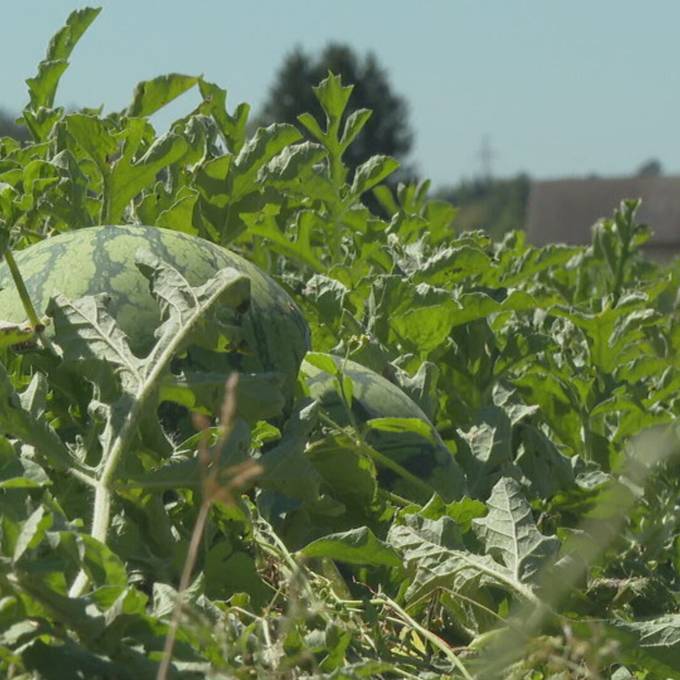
xmin=438 ymin=174 xmax=530 ymax=238
xmin=0 ymin=109 xmax=29 ymax=142
xmin=259 ymin=43 xmax=413 ymax=174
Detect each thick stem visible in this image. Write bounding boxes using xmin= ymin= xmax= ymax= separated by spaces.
xmin=4 ymin=249 xmax=40 ymax=328
xmin=4 ymin=249 xmax=56 ymax=353
xmin=71 ymin=270 xmax=248 ymax=597
xmin=99 ymin=172 xmax=112 ymax=225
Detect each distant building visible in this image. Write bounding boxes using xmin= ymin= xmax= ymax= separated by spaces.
xmin=526 ymin=176 xmax=680 ymax=258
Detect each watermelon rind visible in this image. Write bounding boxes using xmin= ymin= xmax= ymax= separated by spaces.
xmin=0 ymin=225 xmax=310 ymax=400
xmin=301 ymin=353 xmax=465 ymax=500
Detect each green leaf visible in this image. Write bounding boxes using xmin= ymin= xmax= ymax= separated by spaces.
xmin=25 ymin=7 xmax=101 ymax=110
xmin=46 ymin=7 xmax=101 ymax=63
xmin=48 ymin=292 xmax=141 ymax=395
xmin=576 ymin=615 xmax=680 ymax=679
xmin=307 ymin=432 xmax=378 ymax=510
xmin=515 ymin=424 xmax=575 ymax=498
xmin=297 ymin=112 xmax=326 ymax=144
xmin=300 ymin=527 xmax=401 ymax=567
xmin=351 ymin=155 xmax=400 ymax=196
xmin=64 ymin=113 xmax=117 ymax=178
xmin=340 ymin=108 xmax=372 ymax=150
xmin=13 ymin=506 xmax=52 ymax=563
xmin=127 ymin=73 xmax=199 ymax=117
xmin=0 ymin=364 xmax=79 ymax=473
xmin=388 ymin=512 xmax=537 ymax=604
xmin=60 ymin=532 xmax=128 ymax=590
xmin=0 ymin=319 xmax=37 ymax=349
xmin=22 ymin=639 xmax=135 ymax=680
xmin=240 ymin=211 xmax=325 ymax=273
xmin=155 ymin=185 xmax=200 ymax=234
xmin=205 ymin=546 xmax=273 ymax=606
xmin=125 ymin=419 xmax=251 ymax=491
xmin=304 ymin=351 xmax=341 ymax=378
xmin=198 ymin=78 xmax=250 ymax=154
xmin=385 ymin=282 xmax=459 ymax=353
xmin=472 ymin=477 xmax=560 ymax=584
xmin=457 ymin=407 xmax=516 ymax=498
xmin=107 ymin=130 xmax=189 ymax=223
xmin=313 ymin=72 xmax=353 ymax=125
xmin=366 ymin=417 xmax=438 ymax=444
xmin=0 ymin=435 xmax=50 ymax=489
xmin=48 ymin=254 xmax=251 ymax=549
xmin=231 ymin=123 xmax=302 ymax=202
xmin=260 ymin=141 xmax=327 ymax=185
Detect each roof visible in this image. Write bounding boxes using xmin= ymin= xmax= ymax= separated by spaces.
xmin=525 ymin=176 xmax=680 ymax=248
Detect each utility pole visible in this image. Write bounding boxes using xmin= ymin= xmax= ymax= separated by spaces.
xmin=478 ymin=135 xmax=496 ymax=182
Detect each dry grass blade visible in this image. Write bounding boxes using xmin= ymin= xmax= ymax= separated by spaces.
xmin=157 ymin=373 xmax=263 ymax=680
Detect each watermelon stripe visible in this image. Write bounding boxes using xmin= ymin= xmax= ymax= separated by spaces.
xmin=0 ymin=225 xmax=310 ymax=401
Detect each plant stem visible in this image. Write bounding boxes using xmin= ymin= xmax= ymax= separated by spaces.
xmin=69 ymin=270 xmax=248 ymax=597
xmin=4 ymin=250 xmax=39 ymax=328
xmin=4 ymin=249 xmax=55 ymax=353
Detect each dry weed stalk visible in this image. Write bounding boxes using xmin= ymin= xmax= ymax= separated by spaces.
xmin=157 ymin=373 xmax=263 ymax=680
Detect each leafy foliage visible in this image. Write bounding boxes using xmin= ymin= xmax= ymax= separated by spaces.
xmin=1 ymin=8 xmax=680 ymax=679
xmin=257 ymin=43 xmax=413 ymax=177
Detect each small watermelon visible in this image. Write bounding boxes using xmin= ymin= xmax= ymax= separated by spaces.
xmin=301 ymin=353 xmax=465 ymax=501
xmin=0 ymin=225 xmax=310 ymax=401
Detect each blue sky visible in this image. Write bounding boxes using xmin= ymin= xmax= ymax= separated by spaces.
xmin=2 ymin=1 xmax=679 ymax=187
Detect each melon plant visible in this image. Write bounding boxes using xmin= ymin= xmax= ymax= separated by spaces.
xmin=0 ymin=224 xmax=310 ymax=401
xmin=301 ymin=353 xmax=465 ymax=500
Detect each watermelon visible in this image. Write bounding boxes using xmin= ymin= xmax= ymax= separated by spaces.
xmin=0 ymin=225 xmax=310 ymax=400
xmin=301 ymin=353 xmax=465 ymax=501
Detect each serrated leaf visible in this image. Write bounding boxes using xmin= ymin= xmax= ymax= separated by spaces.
xmin=48 ymin=255 xmax=251 ymax=526
xmin=107 ymin=131 xmax=188 ymax=223
xmin=64 ymin=113 xmax=117 ymax=177
xmin=351 ymin=155 xmax=400 ymax=196
xmin=231 ymin=123 xmax=302 ymax=202
xmin=472 ymin=477 xmax=560 ymax=584
xmin=46 ymin=7 xmax=101 ymax=63
xmin=261 ymin=141 xmax=326 ymax=184
xmin=48 ymin=293 xmax=141 ymax=395
xmin=313 ymin=72 xmax=353 ymax=124
xmin=0 ymin=319 xmax=36 ymax=349
xmin=388 ymin=513 xmax=536 ymax=604
xmin=198 ymin=78 xmax=250 ymax=154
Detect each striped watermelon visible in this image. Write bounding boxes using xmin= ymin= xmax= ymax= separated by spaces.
xmin=0 ymin=225 xmax=310 ymax=400
xmin=301 ymin=354 xmax=465 ymax=501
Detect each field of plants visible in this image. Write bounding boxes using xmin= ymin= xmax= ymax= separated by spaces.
xmin=1 ymin=8 xmax=680 ymax=679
